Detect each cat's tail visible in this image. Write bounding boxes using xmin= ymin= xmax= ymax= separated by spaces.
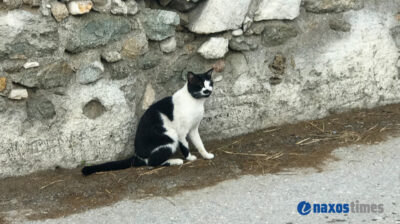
xmin=81 ymin=155 xmax=147 ymax=176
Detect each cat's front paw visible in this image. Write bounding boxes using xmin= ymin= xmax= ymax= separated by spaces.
xmin=186 ymin=154 xmax=197 ymax=161
xmin=202 ymin=152 xmax=214 ymax=160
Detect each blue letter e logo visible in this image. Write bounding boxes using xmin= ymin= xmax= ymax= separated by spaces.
xmin=297 ymin=201 xmax=312 ymax=215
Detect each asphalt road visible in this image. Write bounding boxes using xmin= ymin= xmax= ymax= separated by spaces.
xmin=24 ymin=138 xmax=400 ymax=224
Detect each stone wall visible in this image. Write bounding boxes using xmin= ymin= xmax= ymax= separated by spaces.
xmin=0 ymin=0 xmax=399 ymax=177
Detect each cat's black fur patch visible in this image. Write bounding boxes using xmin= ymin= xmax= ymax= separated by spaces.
xmin=179 ymin=141 xmax=190 ymax=158
xmin=134 ymin=96 xmax=175 ymax=159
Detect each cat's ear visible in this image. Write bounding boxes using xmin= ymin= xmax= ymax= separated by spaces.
xmin=205 ymin=68 xmax=213 ymax=79
xmin=187 ymin=72 xmax=200 ymax=84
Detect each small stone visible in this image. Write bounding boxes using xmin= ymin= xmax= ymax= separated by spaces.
xmin=140 ymin=9 xmax=180 ymax=41
xmin=92 ymin=0 xmax=111 ymax=13
xmin=142 ymin=83 xmax=155 ymax=110
xmin=303 ymin=0 xmax=364 ymax=13
xmin=178 ymin=12 xmax=189 ymax=26
xmin=269 ymin=77 xmax=282 ymax=85
xmin=0 ymin=97 xmax=6 ymax=112
xmin=227 ymin=53 xmax=248 ymax=76
xmin=40 ymin=0 xmax=51 ymax=16
xmin=261 ymin=22 xmax=298 ymax=47
xmin=50 ymin=1 xmax=69 ymax=22
xmin=121 ymin=34 xmax=149 ymax=58
xmin=214 ymin=75 xmax=223 ymax=82
xmin=23 ymin=61 xmax=40 ymax=69
xmin=168 ymin=0 xmax=203 ymax=12
xmin=232 ymin=29 xmax=243 ymax=36
xmin=269 ymin=54 xmax=286 ymax=75
xmin=111 ymin=0 xmax=127 ymax=15
xmin=26 ymin=96 xmax=56 ymax=120
xmin=229 ymin=36 xmax=258 ymax=51
xmin=329 ymin=19 xmax=351 ymax=32
xmin=83 ymin=99 xmax=106 ymax=119
xmin=160 ymin=37 xmax=177 ymax=53
xmin=23 ymin=0 xmax=41 ymax=6
xmin=126 ymin=0 xmax=139 ymax=15
xmin=212 ymin=60 xmax=225 ymax=73
xmin=198 ymin=37 xmax=229 ymax=59
xmin=39 ymin=61 xmax=74 ymax=89
xmin=76 ymin=61 xmax=104 ymax=85
xmin=254 ymin=0 xmax=301 ymax=21
xmin=67 ymin=1 xmax=93 ymax=15
xmin=0 ymin=77 xmax=7 ymax=92
xmin=109 ymin=60 xmax=136 ymax=80
xmin=243 ymin=16 xmax=252 ymax=32
xmin=137 ymin=52 xmax=162 ymax=70
xmin=8 ymin=89 xmax=28 ymax=100
xmin=101 ymin=51 xmax=122 ymax=63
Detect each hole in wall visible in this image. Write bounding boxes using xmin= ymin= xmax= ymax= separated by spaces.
xmin=83 ymin=99 xmax=106 ymax=119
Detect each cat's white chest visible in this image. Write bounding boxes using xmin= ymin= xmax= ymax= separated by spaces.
xmin=171 ymin=87 xmax=205 ymax=137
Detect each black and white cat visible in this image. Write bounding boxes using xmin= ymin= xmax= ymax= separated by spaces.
xmin=82 ymin=69 xmax=214 ymax=176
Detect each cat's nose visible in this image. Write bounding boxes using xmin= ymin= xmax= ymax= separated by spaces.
xmin=203 ymin=90 xmax=211 ymax=95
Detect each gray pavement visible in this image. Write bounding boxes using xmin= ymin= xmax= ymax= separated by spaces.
xmin=23 ymin=138 xmax=400 ymax=224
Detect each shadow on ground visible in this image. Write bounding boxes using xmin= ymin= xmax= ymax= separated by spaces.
xmin=1 ymin=104 xmax=400 ymax=222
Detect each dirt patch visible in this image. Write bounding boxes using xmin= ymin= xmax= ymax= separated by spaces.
xmin=2 ymin=104 xmax=400 ymax=222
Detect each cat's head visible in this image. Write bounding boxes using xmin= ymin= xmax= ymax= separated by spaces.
xmin=187 ymin=69 xmax=214 ymax=99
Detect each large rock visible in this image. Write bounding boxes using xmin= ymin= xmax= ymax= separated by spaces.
xmin=303 ymin=0 xmax=364 ymax=13
xmin=76 ymin=61 xmax=104 ymax=85
xmin=198 ymin=37 xmax=229 ymax=59
xmin=140 ymin=9 xmax=180 ymax=41
xmin=66 ymin=15 xmax=131 ymax=53
xmin=0 ymin=10 xmax=58 ymax=60
xmin=188 ymin=0 xmax=252 ymax=34
xmin=26 ymin=96 xmax=56 ymax=120
xmin=261 ymin=22 xmax=298 ymax=47
xmin=254 ymin=0 xmax=301 ymax=21
xmin=14 ymin=61 xmax=74 ymax=89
